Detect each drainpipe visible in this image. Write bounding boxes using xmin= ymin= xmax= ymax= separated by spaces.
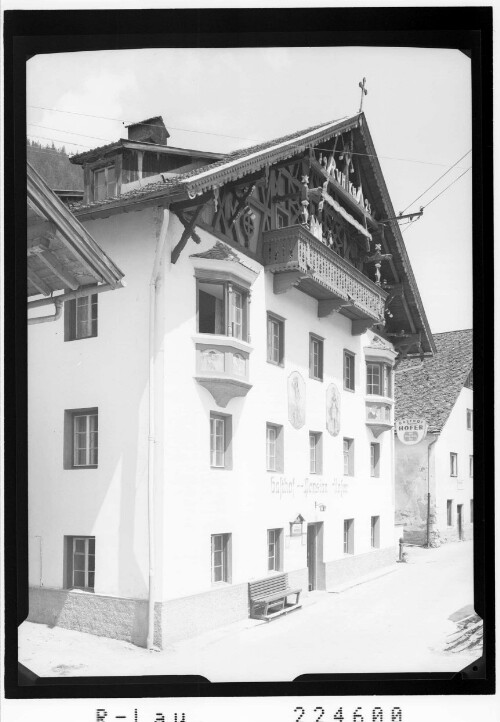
xmin=146 ymin=207 xmax=170 ymax=650
xmin=426 ymin=434 xmax=438 ymax=548
xmin=27 ymin=298 xmax=63 ymax=325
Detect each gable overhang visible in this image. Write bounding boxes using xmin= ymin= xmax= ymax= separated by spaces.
xmin=354 ymin=115 xmax=436 ymax=356
xmin=181 ymin=115 xmax=361 ymax=199
xmin=27 ymin=162 xmax=125 ymax=303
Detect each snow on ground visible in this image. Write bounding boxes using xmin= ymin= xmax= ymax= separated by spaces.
xmin=18 ymin=541 xmax=481 ymax=681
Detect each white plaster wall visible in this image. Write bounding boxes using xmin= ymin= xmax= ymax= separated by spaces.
xmin=28 ymin=207 xmax=160 ymax=599
xmin=434 ymin=386 xmax=474 ymax=531
xmin=160 ymin=225 xmax=396 ymax=600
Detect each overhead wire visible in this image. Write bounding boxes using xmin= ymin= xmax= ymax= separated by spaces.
xmin=28 ymin=105 xmax=259 ymax=142
xmin=401 ymin=166 xmax=471 ymax=234
xmin=400 ymin=149 xmax=472 ymax=213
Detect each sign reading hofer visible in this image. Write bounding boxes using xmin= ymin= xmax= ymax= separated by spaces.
xmin=396 ymin=418 xmax=428 ymax=445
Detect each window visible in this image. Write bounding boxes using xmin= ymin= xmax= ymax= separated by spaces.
xmin=447 ymin=500 xmax=453 ymax=526
xmin=65 ymin=536 xmax=95 ymax=591
xmin=277 ymin=208 xmax=289 ymax=229
xmin=266 ymin=423 xmax=284 ymax=472
xmin=198 ymin=281 xmax=249 ymax=341
xmin=309 ymin=334 xmax=324 ymax=381
xmin=64 ymin=408 xmax=98 ymax=469
xmin=370 ymin=443 xmax=380 ymax=477
xmin=210 ymin=413 xmax=232 ymax=469
xmin=309 ymin=432 xmax=323 ymax=474
xmin=371 ymin=516 xmax=380 ymax=548
xmin=366 ymin=361 xmax=392 ymax=397
xmin=470 ymin=499 xmax=474 ymax=524
xmin=466 ymin=409 xmax=473 ymax=430
xmin=267 ymin=313 xmax=285 ymax=366
xmin=343 ymin=438 xmax=354 ymax=476
xmin=343 ymin=519 xmax=354 ymax=554
xmin=211 ymin=533 xmax=231 ymax=583
xmin=450 ymin=452 xmax=458 ymax=477
xmin=464 ymin=369 xmax=473 ymax=389
xmin=93 ymin=165 xmax=116 ymax=201
xmin=267 ymin=528 xmax=283 ymax=572
xmin=344 ymin=350 xmax=355 ymax=391
xmin=469 ymin=455 xmax=473 ymax=477
xmin=65 ymin=294 xmax=98 ymax=341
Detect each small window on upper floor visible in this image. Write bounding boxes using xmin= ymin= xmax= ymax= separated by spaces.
xmin=93 ymin=165 xmax=117 ymax=202
xmin=198 ymin=281 xmax=249 ymax=341
xmin=309 ymin=334 xmax=324 ymax=381
xmin=344 ymin=350 xmax=355 ymax=391
xmin=65 ymin=294 xmax=98 ymax=341
xmin=450 ymin=452 xmax=458 ymax=477
xmin=466 ymin=408 xmax=473 ymax=430
xmin=267 ymin=313 xmax=285 ymax=366
xmin=277 ymin=208 xmax=289 ymax=229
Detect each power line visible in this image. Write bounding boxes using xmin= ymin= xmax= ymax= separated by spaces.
xmin=28 ymin=123 xmax=115 ymax=143
xmin=422 ymin=166 xmax=471 ymax=209
xmin=28 ymin=105 xmax=259 ymax=142
xmin=313 ymin=147 xmax=468 ymax=169
xmin=401 ymin=149 xmax=472 ymax=213
xmin=401 ymin=166 xmax=471 ymax=234
xmin=27 ymin=133 xmax=91 ymax=149
xmin=27 ymin=145 xmax=77 ymax=157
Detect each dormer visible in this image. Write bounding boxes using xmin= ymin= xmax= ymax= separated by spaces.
xmin=69 ymin=115 xmax=224 ymax=205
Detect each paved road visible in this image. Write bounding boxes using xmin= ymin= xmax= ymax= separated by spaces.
xmin=19 ymin=541 xmax=479 ymax=681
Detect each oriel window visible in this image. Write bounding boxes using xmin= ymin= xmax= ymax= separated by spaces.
xmin=198 ymin=281 xmax=249 ymax=341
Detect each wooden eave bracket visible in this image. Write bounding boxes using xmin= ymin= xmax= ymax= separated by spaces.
xmin=171 ymin=204 xmax=205 ymax=264
xmin=273 ymin=269 xmax=314 ymax=295
xmin=318 ymin=298 xmax=355 ymax=318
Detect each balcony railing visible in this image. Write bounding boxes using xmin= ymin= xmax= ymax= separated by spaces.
xmin=263 ymin=225 xmax=387 ymax=324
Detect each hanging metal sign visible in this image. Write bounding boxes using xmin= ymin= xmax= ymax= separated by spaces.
xmin=395 ymin=418 xmax=428 ymax=445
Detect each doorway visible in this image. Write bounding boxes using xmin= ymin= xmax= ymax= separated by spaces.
xmin=457 ymin=504 xmax=463 ymax=541
xmin=307 ymin=522 xmax=324 ymax=591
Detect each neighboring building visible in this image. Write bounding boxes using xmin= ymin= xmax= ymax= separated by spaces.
xmin=394 ymin=330 xmax=473 ymax=545
xmin=27 ymin=113 xmax=434 ymax=648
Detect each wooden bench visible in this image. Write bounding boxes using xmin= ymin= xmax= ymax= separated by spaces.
xmin=249 ymin=573 xmax=302 ymax=621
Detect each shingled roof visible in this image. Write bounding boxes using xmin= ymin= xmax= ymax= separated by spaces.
xmin=394 ymin=329 xmax=472 ymax=433
xmin=69 ymin=115 xmax=356 ymax=213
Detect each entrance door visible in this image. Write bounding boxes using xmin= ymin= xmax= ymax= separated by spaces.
xmin=307 ymin=522 xmax=324 ymax=591
xmin=457 ymin=504 xmax=463 ymax=541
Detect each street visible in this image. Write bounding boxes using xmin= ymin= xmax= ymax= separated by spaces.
xmin=18 ymin=541 xmax=480 ymax=681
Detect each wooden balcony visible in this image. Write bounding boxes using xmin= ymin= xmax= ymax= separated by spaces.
xmin=263 ymin=225 xmax=387 ymax=330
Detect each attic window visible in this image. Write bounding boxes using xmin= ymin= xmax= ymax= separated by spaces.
xmin=94 ymin=165 xmax=116 ymax=201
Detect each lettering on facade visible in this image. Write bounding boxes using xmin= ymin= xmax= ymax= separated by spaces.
xmin=288 ymin=371 xmax=306 ymax=430
xmin=326 ymin=383 xmax=341 ymax=437
xmin=270 ymin=476 xmax=347 ymax=498
xmin=395 ymin=418 xmax=428 ymax=445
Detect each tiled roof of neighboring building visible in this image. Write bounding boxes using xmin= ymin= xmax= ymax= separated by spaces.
xmin=394 ymin=329 xmax=472 ymax=433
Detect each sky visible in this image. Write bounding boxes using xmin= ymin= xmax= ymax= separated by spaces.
xmin=27 ymin=46 xmax=473 ymax=334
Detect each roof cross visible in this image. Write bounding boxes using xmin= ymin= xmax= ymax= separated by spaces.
xmin=358 ymin=77 xmax=368 ymax=113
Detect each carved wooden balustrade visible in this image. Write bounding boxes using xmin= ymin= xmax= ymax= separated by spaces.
xmin=263 ymin=225 xmax=387 ymax=326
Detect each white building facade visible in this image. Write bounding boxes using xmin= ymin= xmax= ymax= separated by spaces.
xmin=394 ymin=331 xmax=473 ymax=546
xmin=27 ymin=114 xmax=435 ymax=647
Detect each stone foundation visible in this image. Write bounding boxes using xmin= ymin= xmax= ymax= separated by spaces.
xmin=28 ymin=587 xmax=160 ymax=648
xmin=325 ymin=546 xmax=396 ymax=590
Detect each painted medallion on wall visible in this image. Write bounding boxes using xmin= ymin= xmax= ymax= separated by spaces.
xmin=288 ymin=371 xmax=306 ymax=429
xmin=326 ymin=383 xmax=341 ymax=437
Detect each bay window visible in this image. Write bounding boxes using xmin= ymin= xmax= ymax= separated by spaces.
xmin=366 ymin=361 xmax=392 ymax=397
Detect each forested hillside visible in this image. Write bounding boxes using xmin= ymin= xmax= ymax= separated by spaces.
xmin=27 ymin=139 xmax=84 ymax=190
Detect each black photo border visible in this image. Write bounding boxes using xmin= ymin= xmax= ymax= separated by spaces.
xmin=3 ymin=5 xmax=494 ymax=700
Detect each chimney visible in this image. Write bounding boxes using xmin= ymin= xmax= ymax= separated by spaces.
xmin=126 ymin=116 xmax=170 ymax=146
